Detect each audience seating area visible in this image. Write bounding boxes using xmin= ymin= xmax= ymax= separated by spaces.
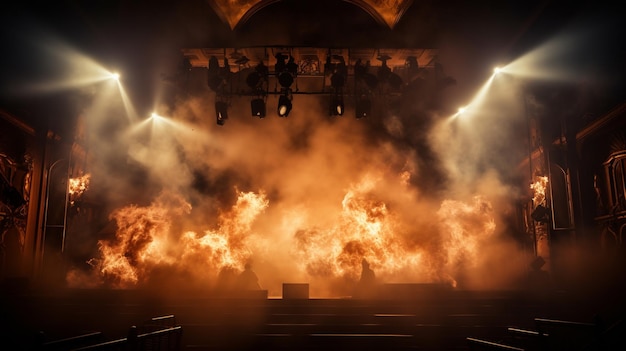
xmin=467 ymin=316 xmax=625 ymax=351
xmin=34 ymin=315 xmax=182 ymax=351
xmin=1 ymin=284 xmax=624 ymax=351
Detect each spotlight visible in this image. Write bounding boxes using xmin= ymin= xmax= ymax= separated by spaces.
xmin=251 ymin=98 xmax=266 ymax=118
xmin=286 ymin=55 xmax=298 ymax=75
xmin=207 ymin=56 xmax=222 ymax=91
xmin=377 ymin=65 xmax=391 ymax=82
xmin=277 ymin=94 xmax=292 ymax=117
xmin=328 ymin=55 xmax=347 ymax=89
xmin=388 ymin=72 xmax=403 ymax=90
xmin=215 ymin=101 xmax=228 ymax=125
xmin=355 ymin=97 xmax=371 ymax=119
xmin=405 ymin=56 xmax=418 ymax=71
xmin=247 ymin=62 xmax=269 ymax=92
xmin=377 ymin=55 xmax=392 ymax=82
xmin=110 ymin=72 xmax=120 ymax=81
xmin=274 ymin=53 xmax=287 ymax=72
xmin=255 ymin=62 xmax=269 ymax=77
xmin=354 ymin=59 xmax=366 ymax=79
xmin=329 ymin=96 xmax=344 ymax=116
xmin=363 ymin=73 xmax=378 ymax=90
xmin=494 ymin=66 xmax=502 ymax=74
xmin=278 ymin=71 xmax=294 ymax=88
xmin=331 ymin=72 xmax=345 ymax=89
xmin=246 ymin=71 xmax=261 ymax=89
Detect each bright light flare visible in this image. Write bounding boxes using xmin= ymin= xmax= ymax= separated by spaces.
xmin=116 ymin=81 xmax=139 ymax=122
xmin=501 ymin=27 xmax=597 ymax=82
xmin=19 ymin=34 xmax=123 ymax=92
xmin=448 ymin=66 xmax=502 ymax=120
xmin=449 ymin=105 xmax=468 ymax=119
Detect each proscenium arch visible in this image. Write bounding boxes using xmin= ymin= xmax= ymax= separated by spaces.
xmin=207 ymin=0 xmax=414 ymax=30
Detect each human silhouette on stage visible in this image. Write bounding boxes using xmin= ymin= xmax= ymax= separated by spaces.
xmin=237 ymin=262 xmax=261 ymax=290
xmin=355 ymin=258 xmax=377 ymax=298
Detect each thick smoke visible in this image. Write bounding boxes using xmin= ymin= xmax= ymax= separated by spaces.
xmin=64 ymin=58 xmax=532 ymax=297
xmin=51 ymin=0 xmax=544 ymax=297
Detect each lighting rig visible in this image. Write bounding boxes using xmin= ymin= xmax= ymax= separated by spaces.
xmin=187 ymin=47 xmax=442 ymax=125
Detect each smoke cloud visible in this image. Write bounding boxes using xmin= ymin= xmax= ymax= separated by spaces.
xmin=63 ymin=57 xmax=532 ymax=298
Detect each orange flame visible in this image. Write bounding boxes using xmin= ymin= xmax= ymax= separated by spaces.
xmin=92 ymin=192 xmax=188 ymax=287
xmin=291 ymin=175 xmax=496 ymax=289
xmin=69 ymin=176 xmax=500 ymax=293
xmin=437 ymin=196 xmax=496 ymax=286
xmin=179 ymin=190 xmax=269 ymax=280
xmin=530 ymin=176 xmax=548 ymax=205
xmin=68 ymin=173 xmax=90 ymax=205
xmin=70 ymin=190 xmax=268 ymax=288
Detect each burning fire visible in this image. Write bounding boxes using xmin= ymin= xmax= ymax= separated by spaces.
xmin=68 ymin=173 xmax=90 ymax=205
xmin=69 ymin=173 xmax=501 ymax=294
xmin=437 ymin=196 xmax=496 ymax=286
xmin=76 ymin=190 xmax=267 ymax=288
xmin=530 ymin=176 xmax=548 ymax=205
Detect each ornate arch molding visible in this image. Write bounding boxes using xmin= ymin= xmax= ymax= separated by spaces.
xmin=343 ymin=0 xmax=414 ymax=29
xmin=207 ymin=0 xmax=413 ymax=30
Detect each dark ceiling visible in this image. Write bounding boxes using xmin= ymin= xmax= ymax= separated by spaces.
xmin=0 ymin=0 xmax=622 ymax=131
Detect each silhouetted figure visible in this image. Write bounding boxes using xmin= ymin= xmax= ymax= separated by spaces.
xmin=360 ymin=259 xmax=375 ymax=283
xmin=355 ymin=259 xmax=377 ymax=298
xmin=237 ymin=262 xmax=261 ymax=290
xmin=215 ymin=265 xmax=238 ymax=294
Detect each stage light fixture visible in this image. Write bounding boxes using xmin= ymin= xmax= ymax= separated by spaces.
xmin=330 ymin=96 xmax=344 ymax=116
xmin=251 ymin=98 xmax=266 ymax=118
xmin=388 ymin=72 xmax=403 ymax=90
xmin=356 ymin=97 xmax=371 ymax=119
xmin=278 ymin=71 xmax=294 ymax=88
xmin=277 ymin=94 xmax=292 ymax=117
xmin=363 ymin=73 xmax=378 ymax=90
xmin=354 ymin=59 xmax=367 ymax=79
xmin=207 ymin=56 xmax=222 ymax=92
xmin=406 ymin=56 xmax=418 ymax=71
xmin=246 ymin=71 xmax=261 ymax=89
xmin=331 ymin=72 xmax=345 ymax=89
xmin=215 ymin=101 xmax=228 ymax=125
xmin=274 ymin=53 xmax=287 ymax=72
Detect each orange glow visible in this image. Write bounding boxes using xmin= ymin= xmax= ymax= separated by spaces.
xmin=437 ymin=196 xmax=496 ymax=286
xmin=67 ymin=173 xmax=502 ymax=294
xmin=530 ymin=176 xmax=548 ymax=205
xmin=68 ymin=173 xmax=90 ymax=206
xmin=179 ymin=190 xmax=269 ymax=280
xmin=90 ymin=192 xmax=190 ymax=287
xmin=67 ymin=171 xmax=504 ymax=294
xmin=72 ymin=190 xmax=268 ymax=288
